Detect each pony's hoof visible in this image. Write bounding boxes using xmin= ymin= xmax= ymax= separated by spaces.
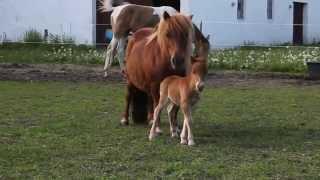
xmin=120 ymin=118 xmax=129 ymax=126
xmin=180 ymin=139 xmax=188 ymax=145
xmin=188 ymin=140 xmax=195 ymax=146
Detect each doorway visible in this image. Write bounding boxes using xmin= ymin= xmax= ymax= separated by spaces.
xmin=153 ymin=0 xmax=180 ymax=11
xmin=95 ymin=0 xmax=153 ymax=47
xmin=293 ymin=2 xmax=305 ymax=45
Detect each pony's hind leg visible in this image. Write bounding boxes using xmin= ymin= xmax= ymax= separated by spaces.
xmin=104 ymin=36 xmax=118 ymax=77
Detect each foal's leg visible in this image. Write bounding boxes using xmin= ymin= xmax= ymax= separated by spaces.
xmin=180 ymin=119 xmax=188 ymax=145
xmin=181 ymin=103 xmax=195 ymax=146
xmin=167 ymin=103 xmax=180 ymax=138
xmin=121 ymin=84 xmax=133 ymax=125
xmin=149 ymin=96 xmax=168 ymax=140
xmin=104 ymin=36 xmax=119 ymax=77
xmin=151 ymin=85 xmax=162 ymax=134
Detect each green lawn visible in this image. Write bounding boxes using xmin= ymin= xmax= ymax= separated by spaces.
xmin=0 ymin=81 xmax=320 ymax=179
xmin=1 ymin=43 xmax=320 ymax=73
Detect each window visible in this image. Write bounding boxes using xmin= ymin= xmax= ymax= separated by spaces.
xmin=267 ymin=0 xmax=273 ymax=20
xmin=237 ymin=0 xmax=244 ymax=19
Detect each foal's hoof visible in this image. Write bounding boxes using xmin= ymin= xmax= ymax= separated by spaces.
xmin=149 ymin=133 xmax=158 ymax=141
xmin=120 ymin=118 xmax=129 ymax=126
xmin=171 ymin=132 xmax=179 ymax=138
xmin=180 ymin=139 xmax=188 ymax=145
xmin=155 ymin=127 xmax=163 ymax=135
xmin=188 ymin=140 xmax=195 ymax=146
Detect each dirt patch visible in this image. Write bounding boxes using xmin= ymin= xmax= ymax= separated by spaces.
xmin=1 ymin=63 xmax=320 ymax=87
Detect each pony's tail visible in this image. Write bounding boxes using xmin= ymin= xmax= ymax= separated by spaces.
xmin=99 ymin=0 xmax=127 ymax=12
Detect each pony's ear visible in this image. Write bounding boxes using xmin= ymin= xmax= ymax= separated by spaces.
xmin=189 ymin=15 xmax=194 ymax=20
xmin=206 ymin=35 xmax=210 ymax=41
xmin=163 ymin=11 xmax=171 ymax=20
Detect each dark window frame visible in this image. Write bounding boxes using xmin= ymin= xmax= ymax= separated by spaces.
xmin=267 ymin=0 xmax=273 ymax=20
xmin=237 ymin=0 xmax=245 ymax=20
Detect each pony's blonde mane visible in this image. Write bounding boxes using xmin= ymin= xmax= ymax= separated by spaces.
xmin=148 ymin=13 xmax=193 ymax=57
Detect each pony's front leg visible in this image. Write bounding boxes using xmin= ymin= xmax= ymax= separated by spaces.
xmin=121 ymin=84 xmax=133 ymax=125
xmin=104 ymin=36 xmax=118 ymax=77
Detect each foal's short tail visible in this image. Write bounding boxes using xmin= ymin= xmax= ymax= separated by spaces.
xmin=99 ymin=0 xmax=128 ymax=12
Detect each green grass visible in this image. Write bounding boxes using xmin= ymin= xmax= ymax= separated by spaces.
xmin=1 ymin=81 xmax=320 ymax=179
xmin=2 ymin=43 xmax=320 ymax=73
xmin=0 ymin=43 xmax=105 ymax=65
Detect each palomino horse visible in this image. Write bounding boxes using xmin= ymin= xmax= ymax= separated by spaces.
xmin=121 ymin=12 xmax=194 ymax=127
xmin=149 ymin=58 xmax=208 ymax=146
xmin=100 ymin=0 xmax=178 ymax=76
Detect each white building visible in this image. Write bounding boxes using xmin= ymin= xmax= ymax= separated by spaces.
xmin=182 ymin=0 xmax=320 ymax=48
xmin=1 ymin=0 xmax=320 ymax=48
xmin=0 ymin=0 xmax=95 ymax=44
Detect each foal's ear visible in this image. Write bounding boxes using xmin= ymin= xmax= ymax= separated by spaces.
xmin=206 ymin=35 xmax=210 ymax=41
xmin=163 ymin=11 xmax=171 ymax=20
xmin=189 ymin=14 xmax=194 ymax=20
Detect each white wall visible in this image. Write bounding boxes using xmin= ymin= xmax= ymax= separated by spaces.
xmin=0 ymin=0 xmax=95 ymax=44
xmin=181 ymin=0 xmax=320 ymax=48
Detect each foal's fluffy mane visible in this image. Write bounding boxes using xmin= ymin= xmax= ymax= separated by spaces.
xmin=147 ymin=13 xmax=194 ymax=56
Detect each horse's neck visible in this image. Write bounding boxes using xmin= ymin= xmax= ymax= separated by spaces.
xmin=185 ymin=74 xmax=196 ymax=90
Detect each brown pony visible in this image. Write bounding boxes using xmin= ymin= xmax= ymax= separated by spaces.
xmin=121 ymin=12 xmax=194 ymax=127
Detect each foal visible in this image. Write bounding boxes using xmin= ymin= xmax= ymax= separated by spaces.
xmin=149 ymin=59 xmax=208 ymax=146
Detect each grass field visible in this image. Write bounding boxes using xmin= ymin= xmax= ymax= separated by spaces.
xmin=1 ymin=81 xmax=320 ymax=179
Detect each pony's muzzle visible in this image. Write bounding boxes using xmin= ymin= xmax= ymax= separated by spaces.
xmin=170 ymin=55 xmax=186 ymax=72
xmin=170 ymin=56 xmax=176 ymax=69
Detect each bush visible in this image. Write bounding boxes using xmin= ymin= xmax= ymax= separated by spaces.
xmin=23 ymin=29 xmax=43 ymax=43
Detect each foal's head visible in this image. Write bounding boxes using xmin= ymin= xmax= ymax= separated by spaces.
xmin=193 ymin=25 xmax=211 ymax=60
xmin=190 ymin=58 xmax=208 ymax=92
xmin=150 ymin=12 xmax=194 ymax=72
